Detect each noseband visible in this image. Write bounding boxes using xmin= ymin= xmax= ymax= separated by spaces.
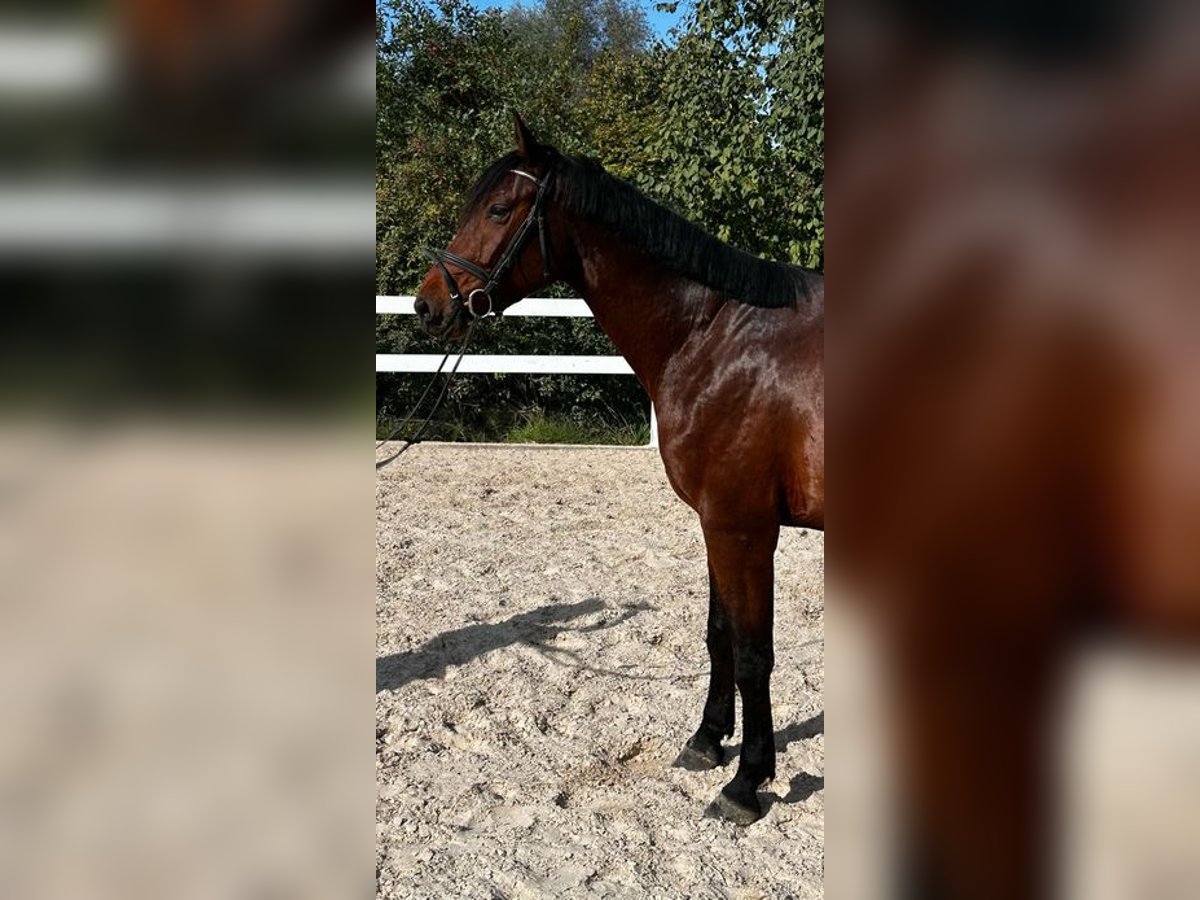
xmin=422 ymin=168 xmax=554 ymax=320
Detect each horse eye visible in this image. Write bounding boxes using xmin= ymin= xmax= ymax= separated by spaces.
xmin=487 ymin=204 xmax=510 ymax=219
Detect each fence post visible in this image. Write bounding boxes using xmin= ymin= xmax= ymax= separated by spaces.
xmin=649 ymin=403 xmax=659 ymax=449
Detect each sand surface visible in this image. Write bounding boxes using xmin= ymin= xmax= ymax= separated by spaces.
xmin=377 ymin=444 xmax=824 ymax=898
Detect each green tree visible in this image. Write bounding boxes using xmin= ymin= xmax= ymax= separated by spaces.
xmin=578 ymin=47 xmax=666 ymax=181
xmin=504 ymin=0 xmax=650 ymax=68
xmin=647 ymin=0 xmax=824 ymax=268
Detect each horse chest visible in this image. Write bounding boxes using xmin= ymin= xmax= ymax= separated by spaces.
xmin=655 ymin=401 xmax=780 ymax=523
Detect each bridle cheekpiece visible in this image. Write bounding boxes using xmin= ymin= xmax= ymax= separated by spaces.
xmin=422 ymin=168 xmax=554 ymax=320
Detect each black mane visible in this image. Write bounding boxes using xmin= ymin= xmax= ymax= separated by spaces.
xmin=461 ymin=151 xmax=814 ymax=308
xmin=555 ymin=155 xmax=812 ymax=308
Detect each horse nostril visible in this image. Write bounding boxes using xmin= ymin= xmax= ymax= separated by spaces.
xmin=413 ymin=296 xmax=431 ymax=322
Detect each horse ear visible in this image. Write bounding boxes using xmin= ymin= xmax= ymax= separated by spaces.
xmin=513 ymin=112 xmax=543 ymax=161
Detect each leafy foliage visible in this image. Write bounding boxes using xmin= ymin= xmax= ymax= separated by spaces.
xmin=505 ymin=0 xmax=651 ymax=68
xmin=647 ymin=0 xmax=824 ymax=268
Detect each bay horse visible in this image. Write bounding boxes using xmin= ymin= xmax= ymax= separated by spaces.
xmin=413 ymin=114 xmax=824 ymax=825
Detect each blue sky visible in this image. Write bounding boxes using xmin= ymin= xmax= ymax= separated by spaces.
xmin=472 ymin=0 xmax=684 ymax=40
xmin=641 ymin=2 xmax=683 ymax=39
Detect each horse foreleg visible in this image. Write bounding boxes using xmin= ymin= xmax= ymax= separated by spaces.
xmin=701 ymin=524 xmax=780 ymax=825
xmin=890 ymin=627 xmax=1060 ymax=900
xmin=674 ymin=564 xmax=735 ymax=770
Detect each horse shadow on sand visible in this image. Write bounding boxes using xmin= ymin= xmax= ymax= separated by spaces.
xmin=376 ymin=597 xmax=651 ymax=694
xmin=749 ymin=710 xmax=824 ymax=812
xmin=712 ymin=710 xmax=824 ymax=814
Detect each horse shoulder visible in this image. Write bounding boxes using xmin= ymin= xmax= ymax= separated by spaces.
xmin=653 ymin=308 xmax=821 ymax=528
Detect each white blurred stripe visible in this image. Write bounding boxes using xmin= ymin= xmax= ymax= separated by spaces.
xmin=0 ymin=26 xmax=113 ymax=97
xmin=332 ymin=41 xmax=376 ymax=107
xmin=0 ymin=26 xmax=371 ymax=104
xmin=0 ymin=182 xmax=373 ymax=256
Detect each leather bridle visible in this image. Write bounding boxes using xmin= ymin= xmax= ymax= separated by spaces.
xmin=422 ymin=168 xmax=554 ymax=320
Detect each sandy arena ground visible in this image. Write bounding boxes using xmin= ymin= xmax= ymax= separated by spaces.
xmin=377 ymin=444 xmax=824 ymax=898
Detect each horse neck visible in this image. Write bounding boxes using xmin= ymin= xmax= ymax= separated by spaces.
xmin=562 ymin=219 xmax=720 ymax=400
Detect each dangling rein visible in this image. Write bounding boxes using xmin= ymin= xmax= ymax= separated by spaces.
xmin=374 ymin=323 xmax=474 ymax=470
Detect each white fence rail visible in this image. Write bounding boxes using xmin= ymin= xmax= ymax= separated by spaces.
xmin=376 ymin=295 xmax=657 ymax=447
xmin=0 ymin=25 xmax=372 ymax=103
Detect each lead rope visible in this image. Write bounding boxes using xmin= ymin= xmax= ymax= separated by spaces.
xmin=375 ymin=323 xmax=475 ymax=470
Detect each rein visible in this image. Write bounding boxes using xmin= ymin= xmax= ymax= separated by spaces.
xmin=374 ymin=324 xmax=474 ymax=470
xmin=422 ymin=168 xmax=554 ymax=320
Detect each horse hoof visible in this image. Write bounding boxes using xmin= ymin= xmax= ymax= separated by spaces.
xmin=705 ymin=789 xmax=764 ymax=826
xmin=673 ymin=739 xmax=723 ymax=771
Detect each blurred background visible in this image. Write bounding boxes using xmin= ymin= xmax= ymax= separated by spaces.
xmin=1 ymin=0 xmax=373 ymax=416
xmin=827 ymin=1 xmax=1200 ymax=897
xmin=0 ymin=1 xmax=374 ymax=897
